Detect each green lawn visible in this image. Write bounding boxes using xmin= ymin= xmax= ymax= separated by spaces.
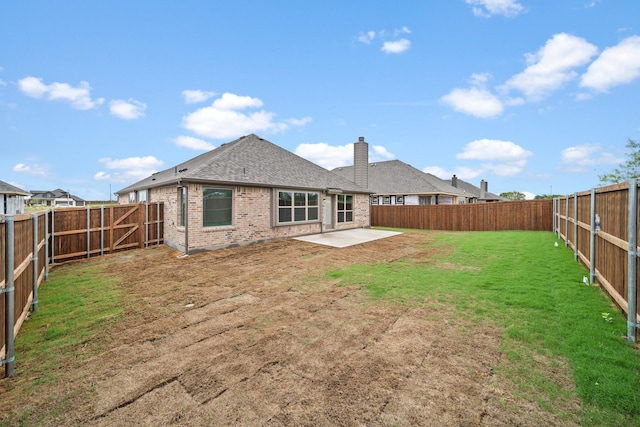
xmin=331 ymin=230 xmax=640 ymax=426
xmin=3 ymin=230 xmax=639 ymax=426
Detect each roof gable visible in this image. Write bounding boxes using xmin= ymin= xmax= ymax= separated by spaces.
xmin=117 ymin=134 xmax=368 ymax=194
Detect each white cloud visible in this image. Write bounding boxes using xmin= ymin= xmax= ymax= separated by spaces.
xmin=423 ymin=166 xmax=482 ymax=181
xmin=182 ymin=92 xmax=309 ymax=140
xmin=456 ymin=139 xmax=532 ymax=176
xmin=182 ymin=89 xmax=216 ymax=104
xmin=294 ymin=142 xmax=396 ymax=170
xmin=580 ymin=36 xmax=640 ymax=92
xmin=501 ymin=33 xmax=598 ymax=100
xmin=109 ymin=99 xmax=147 ymax=120
xmin=394 ymin=26 xmax=412 ymax=36
xmin=423 ymin=166 xmax=451 ymax=179
xmin=213 ymin=92 xmax=263 ymax=110
xmin=358 ymin=31 xmax=376 ymax=44
xmin=458 ymin=139 xmax=532 ymax=161
xmin=0 ymin=79 xmax=6 ymax=87
xmin=560 ymin=144 xmax=623 ymax=172
xmin=172 ymin=135 xmax=216 ymax=151
xmin=295 ymin=143 xmax=354 ymax=170
xmin=95 ymin=156 xmax=163 ymax=183
xmin=17 ymin=76 xmax=104 ymax=110
xmin=358 ymin=27 xmax=411 ymax=54
xmin=440 ymin=87 xmax=504 ymax=118
xmin=13 ymin=163 xmax=46 ymax=175
xmin=285 ymin=117 xmax=313 ymax=126
xmin=469 ymin=72 xmax=491 ymax=86
xmin=466 ymin=0 xmax=525 ymax=17
xmin=381 ymin=39 xmax=411 ymax=54
xmin=371 ymin=145 xmax=395 ymax=162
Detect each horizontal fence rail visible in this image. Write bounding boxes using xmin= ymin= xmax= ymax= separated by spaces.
xmin=371 ymin=199 xmax=553 ymax=232
xmin=1 ymin=203 xmax=164 ymax=377
xmin=554 ymin=181 xmax=639 ymax=343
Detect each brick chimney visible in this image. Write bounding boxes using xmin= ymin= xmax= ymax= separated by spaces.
xmin=480 ymin=180 xmax=488 ymax=199
xmin=452 ymin=174 xmax=458 ymax=188
xmin=354 ymin=136 xmax=368 ymax=190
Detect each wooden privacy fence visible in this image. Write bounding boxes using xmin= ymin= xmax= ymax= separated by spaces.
xmin=50 ymin=202 xmax=164 ymax=263
xmin=371 ymin=199 xmax=553 ymax=231
xmin=1 ymin=212 xmax=47 ymax=377
xmin=554 ymin=181 xmax=639 ymax=342
xmin=1 ymin=203 xmax=164 ymax=377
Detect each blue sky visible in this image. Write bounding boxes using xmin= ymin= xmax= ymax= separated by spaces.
xmin=2 ymin=0 xmax=639 ymax=200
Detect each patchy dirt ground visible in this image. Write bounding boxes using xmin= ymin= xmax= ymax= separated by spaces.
xmin=0 ymin=232 xmax=579 ymax=426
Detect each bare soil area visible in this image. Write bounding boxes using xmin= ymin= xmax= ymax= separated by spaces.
xmin=1 ymin=232 xmax=578 ymax=426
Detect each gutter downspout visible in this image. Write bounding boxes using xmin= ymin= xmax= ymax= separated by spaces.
xmin=184 ymin=184 xmax=189 ymax=255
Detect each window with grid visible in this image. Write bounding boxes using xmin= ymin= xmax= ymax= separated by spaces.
xmin=278 ymin=191 xmax=319 ymax=224
xmin=337 ymin=194 xmax=353 ymax=223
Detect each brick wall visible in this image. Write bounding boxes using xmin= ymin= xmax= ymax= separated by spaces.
xmin=127 ymin=184 xmax=371 ymax=252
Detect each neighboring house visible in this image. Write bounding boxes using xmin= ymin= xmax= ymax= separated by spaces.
xmin=0 ymin=180 xmax=30 ymax=215
xmin=116 ymin=134 xmax=372 ymax=253
xmin=333 ymin=160 xmax=468 ymax=205
xmin=29 ymin=189 xmax=86 ymax=207
xmin=447 ymin=175 xmax=504 ymax=203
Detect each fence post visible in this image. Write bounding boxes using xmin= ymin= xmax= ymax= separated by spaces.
xmin=145 ymin=202 xmax=149 ymax=247
xmin=3 ymin=216 xmax=15 ymax=377
xmin=51 ymin=208 xmax=55 ymax=264
xmin=589 ymin=188 xmax=596 ymax=284
xmin=44 ymin=210 xmax=49 ymax=280
xmin=100 ymin=205 xmax=104 ymax=256
xmin=157 ymin=201 xmax=161 ymax=245
xmin=86 ymin=205 xmax=91 ymax=258
xmin=628 ymin=179 xmax=638 ymax=343
xmin=555 ymin=198 xmax=560 ymax=238
xmin=573 ymin=193 xmax=578 ymax=261
xmin=31 ymin=214 xmax=39 ymax=313
xmin=565 ymin=195 xmax=569 ymax=247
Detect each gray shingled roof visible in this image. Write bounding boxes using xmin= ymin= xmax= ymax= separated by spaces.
xmin=117 ymin=134 xmax=369 ymax=195
xmin=0 ymin=180 xmax=29 ymax=196
xmin=332 ymin=160 xmax=467 ymax=197
xmin=447 ymin=177 xmax=503 ymax=201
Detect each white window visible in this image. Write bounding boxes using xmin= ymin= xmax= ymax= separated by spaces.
xmin=278 ymin=191 xmax=319 ymax=224
xmin=337 ymin=194 xmax=353 ymax=223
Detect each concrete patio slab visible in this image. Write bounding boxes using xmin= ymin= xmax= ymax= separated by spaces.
xmin=294 ymin=228 xmax=402 ymax=248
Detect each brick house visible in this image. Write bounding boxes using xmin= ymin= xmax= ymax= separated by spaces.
xmin=333 ymin=160 xmax=468 ymax=205
xmin=29 ymin=188 xmax=86 ymax=207
xmin=116 ymin=134 xmax=372 ymax=253
xmin=448 ymin=175 xmax=504 ymax=203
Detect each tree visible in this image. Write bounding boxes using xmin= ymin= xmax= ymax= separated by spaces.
xmin=534 ymin=194 xmax=563 ymax=200
xmin=599 ymin=139 xmax=640 ymax=184
xmin=500 ymin=191 xmax=526 ymax=201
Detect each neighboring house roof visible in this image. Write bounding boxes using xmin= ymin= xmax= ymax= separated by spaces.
xmin=0 ymin=180 xmax=29 ymax=196
xmin=332 ymin=160 xmax=467 ymax=197
xmin=117 ymin=134 xmax=370 ymax=195
xmin=30 ymin=188 xmax=85 ymax=202
xmin=446 ymin=177 xmax=504 ymax=201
